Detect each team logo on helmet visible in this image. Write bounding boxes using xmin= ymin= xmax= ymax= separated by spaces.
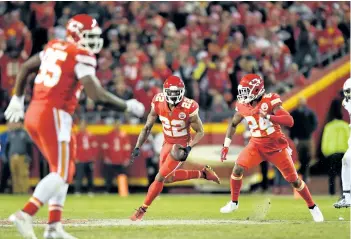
xmin=179 ymin=112 xmax=186 ymax=120
xmin=261 ymin=103 xmax=268 ymax=111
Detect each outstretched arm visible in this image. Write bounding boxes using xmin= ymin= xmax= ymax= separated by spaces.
xmin=189 ymin=113 xmax=204 ymax=148
xmin=79 ymin=74 xmax=144 ymax=117
xmin=134 ymin=108 xmax=158 ymax=149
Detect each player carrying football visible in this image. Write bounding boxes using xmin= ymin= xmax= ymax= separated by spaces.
xmin=219 ymin=74 xmax=324 ymax=222
xmin=334 ymin=78 xmax=351 ymax=208
xmin=130 ymin=75 xmax=220 ymax=221
xmin=5 ymin=14 xmax=144 ymax=239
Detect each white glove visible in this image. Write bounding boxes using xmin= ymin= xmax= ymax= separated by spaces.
xmin=5 ymin=95 xmax=25 ymax=122
xmin=126 ymin=99 xmax=145 ymax=118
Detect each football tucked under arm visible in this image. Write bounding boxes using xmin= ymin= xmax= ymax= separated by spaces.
xmin=269 ymin=106 xmax=294 ymax=127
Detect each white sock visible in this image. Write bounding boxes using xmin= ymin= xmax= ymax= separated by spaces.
xmin=49 ymin=184 xmax=69 ymax=207
xmin=33 ymin=173 xmax=65 ymax=204
xmin=342 ymin=149 xmax=351 ymax=201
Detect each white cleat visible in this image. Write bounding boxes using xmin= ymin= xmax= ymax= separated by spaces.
xmin=333 ymin=197 xmax=351 ymax=208
xmin=220 ymin=201 xmax=239 ymax=213
xmin=44 ymin=222 xmax=77 ymax=239
xmin=309 ymin=205 xmax=324 ymax=222
xmin=8 ymin=210 xmax=37 ymax=239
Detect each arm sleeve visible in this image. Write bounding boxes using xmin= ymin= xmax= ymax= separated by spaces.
xmin=74 ymin=52 xmax=97 ymax=79
xmin=310 ymin=110 xmax=318 ymax=132
xmin=189 ymin=101 xmax=199 ymax=117
xmin=269 ymin=108 xmax=294 ymax=127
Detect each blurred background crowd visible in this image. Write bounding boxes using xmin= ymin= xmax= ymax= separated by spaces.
xmin=0 ymin=1 xmax=350 ymax=123
xmin=0 ymin=1 xmax=350 ymax=196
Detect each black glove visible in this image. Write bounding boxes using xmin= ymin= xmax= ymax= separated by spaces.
xmin=130 ymin=147 xmax=140 ymax=165
xmin=180 ymin=146 xmax=192 ymax=161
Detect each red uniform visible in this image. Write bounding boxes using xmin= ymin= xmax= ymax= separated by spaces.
xmin=236 ymin=93 xmax=298 ymax=182
xmin=75 ymin=131 xmax=99 ymax=163
xmin=152 ymin=93 xmax=199 ymax=177
xmin=0 ymin=52 xmax=26 ymax=93
xmin=101 ymin=130 xmax=131 ymax=165
xmin=25 ymin=39 xmax=96 ymax=182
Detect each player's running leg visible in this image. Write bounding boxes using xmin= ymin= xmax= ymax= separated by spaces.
xmin=334 ymin=149 xmax=351 ymax=208
xmin=164 ymin=165 xmax=220 ymax=184
xmin=268 ymin=148 xmax=324 ymax=222
xmin=220 ymin=144 xmax=262 ymax=213
xmin=9 ymin=108 xmax=77 ymax=238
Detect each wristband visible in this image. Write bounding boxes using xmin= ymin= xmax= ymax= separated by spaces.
xmin=267 ymin=115 xmax=271 ymax=120
xmin=224 ymin=137 xmax=232 ymax=147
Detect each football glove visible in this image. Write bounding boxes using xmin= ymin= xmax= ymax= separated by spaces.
xmin=5 ymin=95 xmax=25 ymax=123
xmin=130 ymin=147 xmax=140 ymax=165
xmin=126 ymin=99 xmax=145 ymax=118
xmin=220 ymin=147 xmax=229 ymax=162
xmin=180 ymin=146 xmax=192 ymax=161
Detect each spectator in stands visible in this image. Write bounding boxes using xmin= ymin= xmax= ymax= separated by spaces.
xmin=5 ymin=121 xmax=32 ymax=194
xmin=0 ymin=10 xmax=32 ymax=94
xmin=30 ymin=2 xmax=55 ymax=54
xmin=134 ymin=64 xmax=161 ymax=118
xmin=290 ymin=97 xmax=318 ymax=182
xmin=96 ymin=53 xmax=113 ymax=87
xmin=321 ymin=109 xmax=349 ymax=195
xmin=294 ymin=20 xmax=316 ymax=77
xmin=101 ymin=121 xmax=131 ymax=196
xmin=0 ymin=126 xmax=10 ymax=193
xmin=74 ymin=120 xmax=99 ymax=196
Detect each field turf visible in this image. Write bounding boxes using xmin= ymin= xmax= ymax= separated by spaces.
xmin=0 ymin=194 xmax=349 ymax=239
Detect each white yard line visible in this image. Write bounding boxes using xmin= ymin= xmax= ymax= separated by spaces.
xmin=0 ymin=219 xmax=314 ymax=227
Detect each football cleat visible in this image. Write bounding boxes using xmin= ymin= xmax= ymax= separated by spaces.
xmin=130 ymin=207 xmax=147 ymax=221
xmin=8 ymin=210 xmax=37 ymax=239
xmin=220 ymin=201 xmax=239 ymax=213
xmin=43 ymin=222 xmax=77 ymax=239
xmin=202 ymin=165 xmax=220 ymax=184
xmin=333 ymin=197 xmax=351 ymax=209
xmin=309 ymin=205 xmax=324 ymax=222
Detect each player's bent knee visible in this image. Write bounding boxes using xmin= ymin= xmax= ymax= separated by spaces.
xmin=170 ymin=144 xmax=184 ymax=162
xmin=233 ymin=164 xmax=244 ymax=176
xmin=289 ymin=178 xmax=301 ymax=188
xmin=155 ymin=173 xmax=165 ymax=182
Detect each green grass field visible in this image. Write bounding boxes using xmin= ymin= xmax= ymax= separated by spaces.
xmin=0 ymin=194 xmax=349 ymax=239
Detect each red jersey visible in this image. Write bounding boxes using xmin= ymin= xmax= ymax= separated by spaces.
xmin=236 ymin=93 xmax=289 ymax=152
xmin=152 ymin=93 xmax=199 ymax=146
xmin=0 ymin=52 xmax=26 ymax=93
xmin=101 ymin=130 xmax=131 ymax=165
xmin=75 ymin=131 xmax=99 ymax=163
xmin=32 ymin=39 xmax=96 ymax=114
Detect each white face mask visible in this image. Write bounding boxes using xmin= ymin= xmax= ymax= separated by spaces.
xmin=163 ymin=87 xmax=185 ymax=105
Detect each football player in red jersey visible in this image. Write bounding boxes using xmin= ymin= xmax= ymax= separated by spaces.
xmin=219 ymin=74 xmax=324 ymax=222
xmin=130 ymin=75 xmax=220 ymax=221
xmin=5 ymin=14 xmax=144 ymax=239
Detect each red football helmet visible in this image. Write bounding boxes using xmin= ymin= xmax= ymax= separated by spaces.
xmin=237 ymin=74 xmax=265 ymax=103
xmin=66 ymin=14 xmax=103 ymax=53
xmin=163 ymin=76 xmax=185 ymax=105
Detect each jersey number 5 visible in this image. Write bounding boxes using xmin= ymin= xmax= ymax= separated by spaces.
xmin=35 ymin=48 xmax=67 ymax=87
xmin=159 ymin=116 xmax=187 ymax=137
xmin=245 ymin=116 xmax=275 ymax=137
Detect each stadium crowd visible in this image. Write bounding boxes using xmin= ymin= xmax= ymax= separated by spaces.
xmin=0 ymin=1 xmax=349 ymax=124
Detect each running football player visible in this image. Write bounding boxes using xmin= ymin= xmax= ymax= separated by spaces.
xmin=334 ymin=78 xmax=351 ymax=208
xmin=5 ymin=14 xmax=144 ymax=239
xmin=219 ymin=74 xmax=324 ymax=222
xmin=130 ymin=75 xmax=220 ymax=221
